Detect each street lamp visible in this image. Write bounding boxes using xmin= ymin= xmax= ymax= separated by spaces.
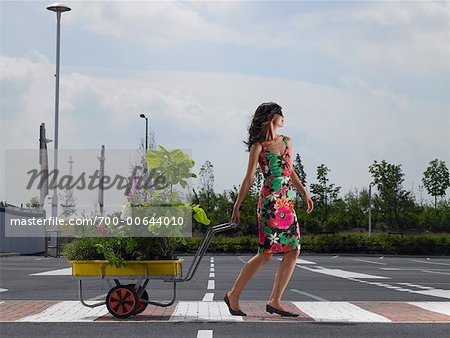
xmin=368 ymin=182 xmax=375 ymax=238
xmin=140 ymin=113 xmax=149 ymax=152
xmin=47 ymin=3 xmax=71 ymax=223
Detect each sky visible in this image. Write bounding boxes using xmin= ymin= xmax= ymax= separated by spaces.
xmin=1 ymin=0 xmax=449 ymax=209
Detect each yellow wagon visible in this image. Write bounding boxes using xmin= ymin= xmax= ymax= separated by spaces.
xmin=71 ymin=222 xmax=234 ymax=318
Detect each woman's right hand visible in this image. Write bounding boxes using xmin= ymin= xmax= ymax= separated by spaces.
xmin=230 ymin=205 xmax=240 ymax=225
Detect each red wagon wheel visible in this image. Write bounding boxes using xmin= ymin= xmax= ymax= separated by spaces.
xmin=127 ymin=283 xmax=149 ymax=315
xmin=106 ymin=285 xmax=138 ymax=319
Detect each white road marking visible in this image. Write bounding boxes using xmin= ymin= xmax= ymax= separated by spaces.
xmin=0 ymin=288 xmax=8 ymax=293
xmin=289 ymin=289 xmax=328 ymax=301
xmin=30 ymin=267 xmax=72 ymax=276
xmin=331 ymin=255 xmax=339 ymax=259
xmin=207 ymin=280 xmax=215 ymax=290
xmin=398 ymin=283 xmax=433 ymax=290
xmin=300 ymin=266 xmax=389 ymax=279
xmin=17 ymin=301 xmax=108 ymax=322
xmin=380 ymin=268 xmax=401 ymax=270
xmin=202 ymin=293 xmax=214 ymax=302
xmin=408 ymin=302 xmax=450 ymax=316
xmin=410 ymin=259 xmax=450 ymax=266
xmin=210 ymin=263 xmax=214 ymax=268
xmin=353 ymin=258 xmax=386 ymax=266
xmin=210 ymin=257 xmax=214 ymax=262
xmin=170 ymin=301 xmax=244 ymax=321
xmin=238 ymin=257 xmax=247 ymax=264
xmin=197 ymin=330 xmax=213 ymax=338
xmin=277 ymin=258 xmax=316 ymax=265
xmin=292 ymin=302 xmax=391 ymax=322
xmin=210 ymin=267 xmax=215 ymax=272
xmin=421 ymin=270 xmax=450 ymax=276
xmin=209 ymin=273 xmax=215 ymax=278
xmin=410 ymin=289 xmax=450 ymax=299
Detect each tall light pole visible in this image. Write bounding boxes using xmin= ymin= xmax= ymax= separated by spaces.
xmin=47 ymin=3 xmax=71 ymax=222
xmin=140 ymin=113 xmax=149 ymax=152
xmin=368 ymin=181 xmax=375 ymax=238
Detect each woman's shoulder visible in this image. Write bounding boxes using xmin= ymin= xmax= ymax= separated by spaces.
xmin=283 ymin=135 xmax=291 ymax=143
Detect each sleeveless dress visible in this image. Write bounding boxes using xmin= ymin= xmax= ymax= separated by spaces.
xmin=257 ymin=135 xmax=301 ymax=254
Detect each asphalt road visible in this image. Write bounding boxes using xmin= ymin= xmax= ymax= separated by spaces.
xmin=1 ymin=253 xmax=450 ymax=337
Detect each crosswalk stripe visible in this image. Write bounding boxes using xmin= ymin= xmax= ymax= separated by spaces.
xmin=292 ymin=302 xmax=391 ymax=322
xmin=16 ymin=301 xmax=108 ymax=322
xmin=408 ymin=302 xmax=450 ymax=316
xmin=169 ymin=301 xmax=244 ymax=322
xmin=2 ymin=301 xmax=449 ymax=322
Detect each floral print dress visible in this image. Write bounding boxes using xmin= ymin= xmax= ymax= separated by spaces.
xmin=257 ymin=135 xmax=301 ymax=254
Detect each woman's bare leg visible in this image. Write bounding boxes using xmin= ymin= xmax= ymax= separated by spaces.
xmin=227 ymin=252 xmax=273 ymax=310
xmin=267 ymin=249 xmax=300 ymax=310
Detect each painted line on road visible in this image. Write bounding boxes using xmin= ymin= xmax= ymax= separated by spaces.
xmin=289 ymin=289 xmax=328 ymax=301
xmin=207 ymin=280 xmax=215 ymax=290
xmin=202 ymin=293 xmax=214 ymax=302
xmin=408 ymin=302 xmax=450 ymax=316
xmin=277 ymin=258 xmax=317 ymax=265
xmin=421 ymin=270 xmax=450 ymax=276
xmin=238 ymin=257 xmax=247 ymax=264
xmin=170 ymin=301 xmax=244 ymax=322
xmin=410 ymin=289 xmax=450 ymax=299
xmin=30 ymin=268 xmax=71 ymax=276
xmin=410 ymin=259 xmax=450 ymax=266
xmin=292 ymin=301 xmax=391 ymax=322
xmin=380 ymin=268 xmax=401 ymax=270
xmin=0 ymin=288 xmax=8 ymax=293
xmin=210 ymin=263 xmax=214 ymax=268
xmin=299 ymin=265 xmax=389 ymax=279
xmin=16 ymin=301 xmax=109 ymax=322
xmin=197 ymin=330 xmax=213 ymax=338
xmin=209 ymin=273 xmax=215 ymax=278
xmin=398 ymin=283 xmax=433 ymax=290
xmin=353 ymin=258 xmax=387 ymax=266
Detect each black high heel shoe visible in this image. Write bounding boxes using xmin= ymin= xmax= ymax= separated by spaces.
xmin=266 ymin=304 xmax=299 ymax=317
xmin=224 ymin=293 xmax=247 ymax=316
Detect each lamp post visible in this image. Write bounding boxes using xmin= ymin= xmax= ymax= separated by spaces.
xmin=47 ymin=3 xmax=71 ymax=225
xmin=368 ymin=182 xmax=375 ymax=238
xmin=140 ymin=113 xmax=149 ymax=152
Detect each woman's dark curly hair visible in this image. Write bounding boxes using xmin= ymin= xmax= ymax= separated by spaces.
xmin=243 ymin=102 xmax=283 ymax=152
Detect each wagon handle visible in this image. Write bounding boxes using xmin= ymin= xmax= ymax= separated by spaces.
xmin=174 ymin=221 xmax=236 ymax=282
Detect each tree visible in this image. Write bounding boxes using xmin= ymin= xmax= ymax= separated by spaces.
xmin=292 ymin=153 xmax=307 ymax=205
xmin=199 ymin=160 xmax=215 ymax=194
xmin=369 ymin=160 xmax=412 ymax=232
xmin=26 ymin=196 xmax=40 ymax=209
xmin=309 ymin=164 xmax=341 ymax=227
xmin=422 ymin=159 xmax=450 ymax=209
xmin=250 ymin=165 xmax=264 ymax=195
xmin=59 ymin=189 xmax=76 ymax=218
xmin=199 ymin=160 xmax=215 ymax=211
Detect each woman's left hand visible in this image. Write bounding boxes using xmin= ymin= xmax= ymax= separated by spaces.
xmin=305 ymin=196 xmax=314 ymax=213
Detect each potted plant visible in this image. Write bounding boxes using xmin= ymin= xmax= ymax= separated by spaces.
xmin=62 ymin=145 xmax=210 ymax=274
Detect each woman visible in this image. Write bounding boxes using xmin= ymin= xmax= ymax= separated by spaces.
xmin=224 ymin=102 xmax=314 ymax=317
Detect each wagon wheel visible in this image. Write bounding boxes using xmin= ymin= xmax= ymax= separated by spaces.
xmin=127 ymin=283 xmax=149 ymax=315
xmin=106 ymin=285 xmax=138 ymax=319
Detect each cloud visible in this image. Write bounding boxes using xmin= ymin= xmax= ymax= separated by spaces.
xmin=1 ymin=54 xmax=448 ymax=205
